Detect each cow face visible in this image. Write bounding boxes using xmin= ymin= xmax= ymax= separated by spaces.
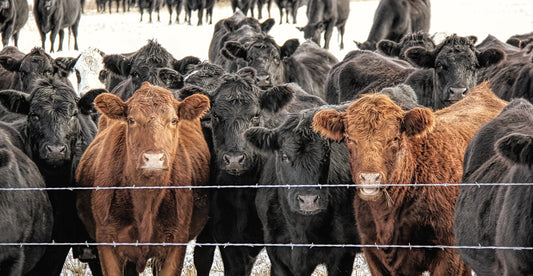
xmin=220 ymin=34 xmax=300 ymax=89
xmin=73 ymin=47 xmax=106 ymax=96
xmin=245 ymin=113 xmax=333 ymax=214
xmin=0 ymin=79 xmax=103 ymax=169
xmin=313 ymin=94 xmax=435 ymax=201
xmin=182 ymin=62 xmax=225 ymax=92
xmin=0 ymin=47 xmax=76 ymax=92
xmin=103 ymin=40 xmax=200 ymax=95
xmin=94 ymin=82 xmax=209 ymax=178
xmin=208 ymin=68 xmax=294 ymax=176
xmin=299 ymin=23 xmax=325 ymax=47
xmin=406 ymin=34 xmax=505 ymax=109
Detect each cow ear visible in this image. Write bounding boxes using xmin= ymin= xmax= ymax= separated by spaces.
xmin=79 ymin=88 xmax=108 ymax=115
xmin=0 ymin=55 xmax=21 ymax=72
xmin=280 ymin=39 xmax=299 ymax=59
xmin=221 ymin=41 xmax=247 ymax=60
xmin=172 ymin=56 xmax=201 ymax=74
xmin=237 ymin=66 xmax=257 ymax=81
xmin=405 ymin=46 xmax=435 ymax=68
xmin=0 ymin=89 xmax=30 ymax=114
xmin=260 ymin=85 xmax=294 ymax=113
xmin=401 ymin=107 xmax=435 ymax=137
xmin=261 ymin=18 xmax=275 ymax=33
xmin=177 ymin=93 xmax=210 ymax=121
xmin=157 ymin=68 xmax=184 ymax=89
xmin=103 ymin=54 xmax=131 ymax=76
xmin=467 ymin=35 xmax=478 ymax=44
xmin=94 ymin=93 xmax=127 ymax=120
xmin=477 ymin=48 xmax=505 ymax=68
xmin=54 ymin=56 xmax=78 ymax=72
xmin=98 ymin=69 xmax=109 ymax=83
xmin=377 ymin=40 xmax=400 ymax=57
xmin=312 ymin=110 xmax=346 ymax=142
xmin=244 ymin=127 xmax=280 ymax=153
xmin=495 ymin=133 xmax=533 ymax=166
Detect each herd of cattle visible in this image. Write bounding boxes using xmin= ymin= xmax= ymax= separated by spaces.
xmin=0 ymin=0 xmax=533 ymax=275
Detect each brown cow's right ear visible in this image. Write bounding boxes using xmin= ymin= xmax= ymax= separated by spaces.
xmin=401 ymin=107 xmax=435 ymax=137
xmin=94 ymin=93 xmax=127 ymax=120
xmin=178 ymin=94 xmax=210 ymax=121
xmin=312 ymin=110 xmax=345 ymax=142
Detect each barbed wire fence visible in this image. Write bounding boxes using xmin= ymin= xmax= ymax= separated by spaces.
xmin=3 ymin=182 xmax=531 ymax=275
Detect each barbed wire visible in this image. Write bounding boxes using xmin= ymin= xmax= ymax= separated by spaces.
xmin=0 ymin=182 xmax=532 ymax=191
xmin=0 ymin=242 xmax=531 ymax=251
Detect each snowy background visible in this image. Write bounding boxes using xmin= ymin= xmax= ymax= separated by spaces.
xmin=13 ymin=0 xmax=531 ymax=275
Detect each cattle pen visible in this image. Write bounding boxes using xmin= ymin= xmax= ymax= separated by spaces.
xmin=2 ymin=0 xmax=533 ymax=275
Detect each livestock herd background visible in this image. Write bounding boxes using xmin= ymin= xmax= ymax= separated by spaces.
xmin=2 ymin=0 xmax=533 ymax=275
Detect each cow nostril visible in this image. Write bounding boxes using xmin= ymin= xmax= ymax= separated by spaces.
xmin=297 ymin=195 xmax=304 ymax=203
xmin=46 ymin=145 xmax=66 ymax=153
xmin=314 ymin=195 xmax=320 ymax=203
xmin=223 ymin=154 xmax=230 ymax=165
xmin=237 ymin=154 xmax=244 ymax=164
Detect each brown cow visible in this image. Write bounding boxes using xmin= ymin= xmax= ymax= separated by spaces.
xmin=75 ymin=82 xmax=211 ymax=275
xmin=312 ymin=82 xmax=507 ymax=276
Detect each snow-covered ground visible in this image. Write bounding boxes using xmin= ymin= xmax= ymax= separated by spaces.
xmin=16 ymin=0 xmax=529 ymax=275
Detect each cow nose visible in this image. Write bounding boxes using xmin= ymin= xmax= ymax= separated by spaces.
xmin=223 ymin=153 xmax=245 ymax=165
xmin=359 ymin=173 xmax=382 ymax=184
xmin=449 ymin=87 xmax=468 ymax=101
xmin=297 ymin=194 xmax=321 ymax=213
xmin=46 ymin=144 xmax=66 ymax=154
xmin=140 ymin=150 xmax=168 ymax=170
xmin=257 ymin=75 xmax=271 ymax=87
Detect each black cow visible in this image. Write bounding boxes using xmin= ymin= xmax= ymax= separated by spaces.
xmin=0 ymin=79 xmax=106 ymax=276
xmin=455 ymin=98 xmax=533 ymax=276
xmin=185 ymin=0 xmax=214 ymax=25
xmin=209 ymin=11 xmax=275 ymax=72
xmin=298 ymin=0 xmax=349 ymax=49
xmin=33 ymin=0 xmax=81 ymax=52
xmin=0 ymin=121 xmax=53 ymax=275
xmin=221 ymin=36 xmax=338 ymax=100
xmin=166 ymin=0 xmax=184 ymax=23
xmin=355 ymin=0 xmax=431 ymax=51
xmin=274 ymin=0 xmax=300 ymax=24
xmin=0 ymin=47 xmax=76 ymax=92
xmin=376 ymin=31 xmax=436 ymax=61
xmin=327 ymin=35 xmax=505 ymax=109
xmin=506 ymin=31 xmax=533 ymax=47
xmin=102 ymin=40 xmax=200 ymax=100
xmin=0 ymin=0 xmax=28 ymax=47
xmin=244 ymin=104 xmax=360 ymax=275
xmin=138 ymin=0 xmax=163 ymax=22
xmin=191 ymin=67 xmax=325 ymax=275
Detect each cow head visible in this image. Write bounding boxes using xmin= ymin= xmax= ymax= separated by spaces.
xmin=313 ymin=94 xmax=435 ymax=201
xmin=245 ymin=110 xmax=347 ymax=215
xmin=0 ymin=78 xmax=103 ymax=171
xmin=220 ymin=33 xmax=300 ymax=89
xmin=182 ymin=61 xmax=225 ymax=92
xmin=103 ymin=40 xmax=200 ymax=95
xmin=405 ymin=34 xmax=505 ymax=109
xmin=298 ymin=23 xmax=325 ymax=47
xmin=94 ymin=82 xmax=209 ymax=179
xmin=196 ymin=67 xmax=294 ymax=177
xmin=377 ymin=31 xmax=436 ymax=60
xmin=72 ymin=47 xmax=106 ymax=96
xmin=0 ymin=47 xmax=75 ymax=92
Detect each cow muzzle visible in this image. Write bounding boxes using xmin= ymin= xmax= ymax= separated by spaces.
xmin=296 ymin=194 xmax=322 ymax=215
xmin=42 ymin=143 xmax=68 ymax=165
xmin=138 ymin=150 xmax=169 ymax=171
xmin=358 ymin=172 xmax=383 ymax=200
xmin=223 ymin=152 xmax=246 ymax=175
xmin=447 ymin=87 xmax=468 ymax=102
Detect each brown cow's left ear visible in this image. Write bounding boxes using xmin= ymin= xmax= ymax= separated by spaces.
xmin=94 ymin=93 xmax=127 ymax=120
xmin=401 ymin=107 xmax=435 ymax=137
xmin=312 ymin=110 xmax=346 ymax=142
xmin=177 ymin=94 xmax=210 ymax=121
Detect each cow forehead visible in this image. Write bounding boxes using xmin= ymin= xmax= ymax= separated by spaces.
xmin=437 ymin=47 xmax=476 ymax=62
xmin=345 ymin=95 xmax=404 ymax=138
xmin=128 ymin=88 xmax=177 ymax=116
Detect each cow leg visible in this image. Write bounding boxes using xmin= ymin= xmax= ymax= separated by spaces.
xmin=219 ymin=246 xmax=262 ymax=275
xmin=168 ymin=5 xmax=173 ymax=24
xmin=278 ymin=8 xmax=282 ymax=24
xmin=97 ymin=246 xmax=123 ymax=276
xmin=323 ymin=24 xmax=334 ymax=49
xmin=57 ymin=29 xmax=65 ymax=52
xmin=24 ymin=246 xmax=71 ymax=276
xmin=337 ymin=25 xmax=346 ymax=50
xmin=71 ymin=22 xmax=80 ymax=51
xmin=361 ymin=248 xmax=389 ymax=276
xmin=326 ymin=249 xmax=356 ymax=276
xmin=140 ymin=8 xmax=144 ymax=21
xmin=160 ymin=247 xmax=187 ymax=275
xmin=266 ymin=248 xmax=293 ymax=276
xmin=0 ymin=250 xmax=24 ymax=276
xmin=429 ymin=249 xmax=471 ymax=276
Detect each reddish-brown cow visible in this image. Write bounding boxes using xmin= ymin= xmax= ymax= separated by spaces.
xmin=75 ymin=82 xmax=211 ymax=275
xmin=312 ymin=82 xmax=507 ymax=276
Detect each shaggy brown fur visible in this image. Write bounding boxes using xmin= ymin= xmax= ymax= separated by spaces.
xmin=312 ymin=81 xmax=507 ymax=276
xmin=75 ymin=82 xmax=210 ymax=275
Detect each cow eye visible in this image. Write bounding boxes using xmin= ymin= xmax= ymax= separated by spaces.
xmin=171 ymin=118 xmax=178 ymax=124
xmin=71 ymin=110 xmax=78 ymax=118
xmin=128 ymin=118 xmax=135 ymax=124
xmin=251 ymin=115 xmax=260 ymax=126
xmin=29 ymin=113 xmax=39 ymax=121
xmin=280 ymin=152 xmax=289 ymax=162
